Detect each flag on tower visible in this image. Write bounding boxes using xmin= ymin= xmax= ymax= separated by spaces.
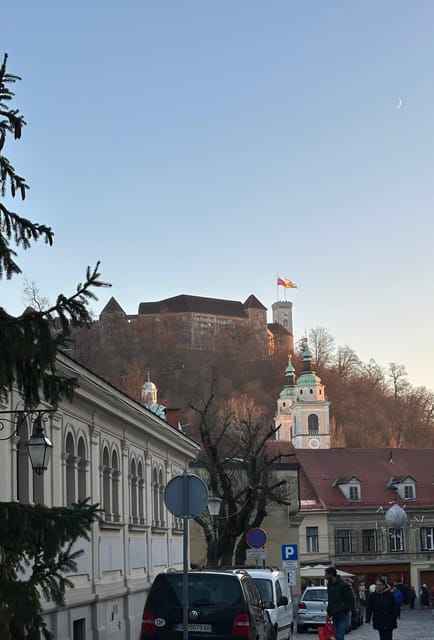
xmin=277 ymin=276 xmax=298 ymax=289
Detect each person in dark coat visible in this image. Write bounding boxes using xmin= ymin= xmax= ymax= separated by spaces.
xmin=325 ymin=567 xmax=355 ymax=640
xmin=420 ymin=584 xmax=429 ymax=608
xmin=409 ymin=586 xmax=416 ymax=609
xmin=366 ymin=576 xmax=398 ymax=640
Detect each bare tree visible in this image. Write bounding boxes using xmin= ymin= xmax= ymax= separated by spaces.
xmin=361 ymin=359 xmax=386 ymax=390
xmin=296 ymin=327 xmax=336 ymax=368
xmin=334 ymin=345 xmax=362 ymax=380
xmin=188 ymin=383 xmax=294 ymax=567
xmin=387 ymin=363 xmax=409 ymax=446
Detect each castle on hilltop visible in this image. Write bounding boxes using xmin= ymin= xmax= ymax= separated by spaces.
xmin=100 ymin=293 xmax=294 ymax=355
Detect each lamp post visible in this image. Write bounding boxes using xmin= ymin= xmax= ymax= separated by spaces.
xmin=208 ymin=495 xmax=222 ymax=568
xmin=0 ymin=408 xmax=54 ymax=474
xmin=27 ymin=414 xmax=53 ymax=475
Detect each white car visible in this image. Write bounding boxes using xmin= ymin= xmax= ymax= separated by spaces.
xmin=244 ymin=568 xmax=293 ymax=640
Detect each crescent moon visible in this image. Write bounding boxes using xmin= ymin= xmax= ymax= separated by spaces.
xmin=396 ymin=98 xmax=402 ymax=110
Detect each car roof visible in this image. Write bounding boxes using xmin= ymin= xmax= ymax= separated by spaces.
xmin=158 ymin=569 xmax=250 ymax=579
xmin=243 ymin=568 xmax=285 ymax=579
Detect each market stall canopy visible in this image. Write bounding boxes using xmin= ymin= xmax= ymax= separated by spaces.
xmin=300 ymin=565 xmax=355 ymax=578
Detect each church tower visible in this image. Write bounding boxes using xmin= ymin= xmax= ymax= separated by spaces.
xmin=274 ymin=340 xmax=331 ymax=449
xmin=274 ymin=356 xmax=296 ymax=441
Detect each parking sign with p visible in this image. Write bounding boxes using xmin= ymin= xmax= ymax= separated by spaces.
xmin=281 ymin=544 xmax=298 ymax=561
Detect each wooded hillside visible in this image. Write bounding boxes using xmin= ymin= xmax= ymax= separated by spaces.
xmin=70 ymin=318 xmax=434 ymax=448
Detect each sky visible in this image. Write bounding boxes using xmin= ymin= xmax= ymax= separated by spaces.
xmin=2 ymin=1 xmax=434 ymax=391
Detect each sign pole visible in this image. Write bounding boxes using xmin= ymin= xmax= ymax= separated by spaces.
xmin=164 ymin=472 xmax=209 ymax=640
xmin=182 ymin=474 xmax=189 ymax=640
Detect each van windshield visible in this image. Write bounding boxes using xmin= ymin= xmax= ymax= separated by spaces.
xmin=253 ymin=578 xmax=273 ymax=603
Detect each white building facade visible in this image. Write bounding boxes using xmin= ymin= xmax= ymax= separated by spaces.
xmin=1 ymin=352 xmax=200 ymax=640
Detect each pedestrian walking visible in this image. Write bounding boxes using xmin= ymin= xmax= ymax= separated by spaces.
xmin=325 ymin=566 xmax=355 ymax=640
xmin=366 ymin=576 xmax=398 ymax=640
xmin=420 ymin=584 xmax=429 ymax=608
xmin=391 ymin=585 xmax=402 ymax=618
xmin=409 ymin=586 xmax=416 ymax=609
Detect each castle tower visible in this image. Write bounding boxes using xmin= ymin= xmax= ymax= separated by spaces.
xmin=291 ymin=340 xmax=330 ymax=449
xmin=271 ymin=300 xmax=294 ymax=354
xmin=272 ymin=300 xmax=293 ymax=334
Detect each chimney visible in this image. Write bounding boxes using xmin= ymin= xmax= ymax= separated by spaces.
xmin=165 ymin=408 xmax=181 ymax=430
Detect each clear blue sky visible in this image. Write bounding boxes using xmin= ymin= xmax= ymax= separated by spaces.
xmin=3 ymin=1 xmax=434 ymax=391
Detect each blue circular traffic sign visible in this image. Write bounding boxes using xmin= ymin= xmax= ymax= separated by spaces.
xmin=246 ymin=527 xmax=267 ymax=549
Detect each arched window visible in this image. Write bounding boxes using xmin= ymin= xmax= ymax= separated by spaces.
xmin=66 ymin=433 xmax=75 ymax=506
xmin=159 ymin=469 xmax=165 ymax=527
xmin=77 ymin=437 xmax=87 ymax=502
xmin=130 ymin=459 xmax=138 ymax=523
xmin=153 ymin=467 xmax=159 ymax=525
xmin=308 ymin=414 xmax=319 ymax=434
xmin=17 ymin=416 xmax=30 ymax=504
xmin=112 ymin=450 xmax=120 ymax=522
xmin=138 ymin=461 xmax=144 ymax=524
xmin=102 ymin=447 xmax=111 ymax=520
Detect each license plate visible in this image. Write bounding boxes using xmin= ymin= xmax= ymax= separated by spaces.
xmin=175 ymin=624 xmax=212 ymax=632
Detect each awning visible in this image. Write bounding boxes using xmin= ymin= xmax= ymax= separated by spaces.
xmin=300 ymin=564 xmax=355 ymax=578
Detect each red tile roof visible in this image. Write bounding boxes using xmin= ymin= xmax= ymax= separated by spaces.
xmin=295 ymin=448 xmax=434 ymax=509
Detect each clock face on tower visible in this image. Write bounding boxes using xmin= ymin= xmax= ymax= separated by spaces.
xmin=308 ymin=437 xmax=320 ymax=449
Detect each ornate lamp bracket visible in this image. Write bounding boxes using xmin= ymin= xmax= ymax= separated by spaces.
xmin=0 ymin=408 xmax=56 ymax=441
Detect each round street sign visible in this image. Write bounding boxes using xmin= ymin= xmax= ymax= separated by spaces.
xmin=246 ymin=527 xmax=267 ymax=549
xmin=164 ymin=473 xmax=209 ymax=518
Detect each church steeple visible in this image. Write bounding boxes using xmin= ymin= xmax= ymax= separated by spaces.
xmin=274 ymin=355 xmax=296 ymax=441
xmin=301 ymin=339 xmax=313 ymax=372
xmin=274 ymin=340 xmax=331 ymax=449
xmin=292 ymin=339 xmax=331 ymax=449
xmin=284 ymin=355 xmax=296 ymax=386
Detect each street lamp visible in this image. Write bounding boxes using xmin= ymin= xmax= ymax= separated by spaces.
xmin=27 ymin=414 xmax=53 ymax=475
xmin=208 ymin=495 xmax=222 ymax=568
xmin=0 ymin=408 xmax=54 ymax=474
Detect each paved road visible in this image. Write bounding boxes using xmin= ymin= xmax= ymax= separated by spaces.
xmin=295 ymin=606 xmax=434 ymax=640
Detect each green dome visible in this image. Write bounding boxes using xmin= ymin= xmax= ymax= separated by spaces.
xmin=285 ymin=357 xmax=295 ymax=377
xmin=143 ymin=381 xmax=157 ymax=391
xmin=280 ymin=386 xmax=296 ymax=399
xmin=296 ymin=372 xmax=321 ymax=385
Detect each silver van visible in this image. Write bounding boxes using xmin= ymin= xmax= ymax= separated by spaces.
xmin=244 ymin=568 xmax=293 ymax=640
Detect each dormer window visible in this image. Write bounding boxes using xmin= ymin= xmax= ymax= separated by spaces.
xmin=390 ymin=476 xmax=416 ymax=501
xmin=403 ymin=484 xmax=415 ymax=500
xmin=332 ymin=475 xmax=362 ymax=502
xmin=349 ymin=486 xmax=360 ymax=501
